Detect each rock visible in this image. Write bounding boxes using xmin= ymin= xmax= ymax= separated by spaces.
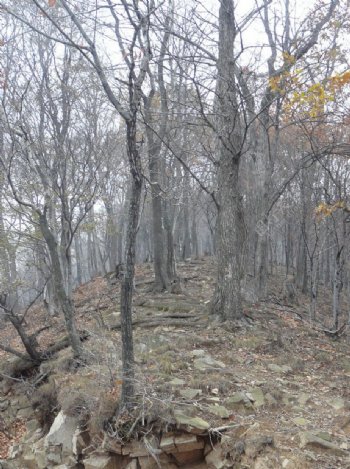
xmin=327 ymin=397 xmax=345 ymax=411
xmin=26 ymin=419 xmax=41 ymax=433
xmin=190 ymin=349 xmax=206 ymax=357
xmin=32 ymin=448 xmax=47 ymax=469
xmin=44 ymin=411 xmax=78 ymax=455
xmin=265 ymin=393 xmax=278 ymax=406
xmin=205 ymin=444 xmax=229 ymax=468
xmin=246 ymin=388 xmax=265 ymax=408
xmin=0 ymin=399 xmax=9 ymax=411
xmin=169 ymin=378 xmax=186 ymax=386
xmin=25 ymin=428 xmax=43 ymax=444
xmin=173 ymin=434 xmax=204 ymax=452
xmin=125 ymin=461 xmax=138 ymax=469
xmin=0 ymin=461 xmax=17 ymax=469
xmin=8 ymin=444 xmax=22 ymax=460
xmin=138 ymin=454 xmax=176 ymax=469
xmin=84 ymin=453 xmax=123 ymax=469
xmin=207 ymin=405 xmax=230 ymax=419
xmin=225 ymin=392 xmax=254 ymax=414
xmin=174 ymin=412 xmax=210 ymax=433
xmin=292 ymin=417 xmax=310 ymax=426
xmin=298 ymin=393 xmax=311 ymax=406
xmin=123 ymin=440 xmax=154 ymax=457
xmin=267 ymin=364 xmax=292 ymax=373
xmin=299 ymin=431 xmax=347 ymax=455
xmin=173 ymin=448 xmax=204 ymax=466
xmin=244 ymin=436 xmax=274 ymax=458
xmin=19 ymin=451 xmax=38 ymax=469
xmin=46 ymin=444 xmax=63 ymax=465
xmin=160 ymin=435 xmax=176 ymax=452
xmin=72 ymin=429 xmax=90 ymax=457
xmin=194 ymin=355 xmax=226 ymax=371
xmin=102 ymin=435 xmax=123 ymax=454
xmin=180 ymin=388 xmax=202 ymax=399
xmin=333 ymin=415 xmax=350 ymax=436
xmin=252 ymin=453 xmax=283 ymax=469
xmin=315 ymin=431 xmax=332 ymax=441
xmin=17 ymin=406 xmax=35 ymax=419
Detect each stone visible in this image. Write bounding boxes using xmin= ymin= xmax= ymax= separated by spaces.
xmin=84 ymin=453 xmax=122 ymax=469
xmin=25 ymin=428 xmax=43 ymax=444
xmin=32 ymin=448 xmax=47 ymax=469
xmin=246 ymin=388 xmax=265 ymax=408
xmin=0 ymin=461 xmax=17 ymax=469
xmin=26 ymin=419 xmax=41 ymax=433
xmin=123 ymin=440 xmax=153 ymax=457
xmin=298 ymin=393 xmax=311 ymax=406
xmin=225 ymin=393 xmax=254 ymax=414
xmin=292 ymin=417 xmax=310 ymax=426
xmin=169 ymin=378 xmax=186 ymax=386
xmin=244 ymin=436 xmax=274 ymax=458
xmin=72 ymin=429 xmax=90 ymax=457
xmin=207 ymin=405 xmax=230 ymax=419
xmin=160 ymin=435 xmax=176 ymax=452
xmin=327 ymin=397 xmax=345 ymax=411
xmin=19 ymin=451 xmax=38 ymax=469
xmin=45 ymin=411 xmax=78 ymax=455
xmin=0 ymin=399 xmax=9 ymax=411
xmin=205 ymin=445 xmax=228 ymax=469
xmin=194 ymin=355 xmax=226 ymax=371
xmin=46 ymin=444 xmax=63 ymax=465
xmin=173 ymin=434 xmax=204 ymax=452
xmin=138 ymin=454 xmax=176 ymax=469
xmin=299 ymin=431 xmax=346 ymax=455
xmin=125 ymin=461 xmax=138 ymax=469
xmin=174 ymin=412 xmax=210 ymax=432
xmin=190 ymin=349 xmax=206 ymax=357
xmin=180 ymin=388 xmax=202 ymax=399
xmin=315 ymin=431 xmax=332 ymax=441
xmin=102 ymin=435 xmax=123 ymax=454
xmin=17 ymin=406 xmax=35 ymax=419
xmin=267 ymin=364 xmax=292 ymax=373
xmin=172 ymin=449 xmax=204 ymax=466
xmin=8 ymin=444 xmax=22 ymax=460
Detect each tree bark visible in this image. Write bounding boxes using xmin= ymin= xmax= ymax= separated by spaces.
xmin=120 ymin=119 xmax=142 ymax=405
xmin=39 ymin=212 xmax=82 ymax=359
xmin=211 ymin=0 xmax=244 ymax=321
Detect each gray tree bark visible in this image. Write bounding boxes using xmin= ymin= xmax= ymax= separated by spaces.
xmin=211 ymin=0 xmax=245 ymax=321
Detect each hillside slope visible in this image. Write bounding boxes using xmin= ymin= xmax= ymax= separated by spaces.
xmin=0 ymin=258 xmax=350 ymax=468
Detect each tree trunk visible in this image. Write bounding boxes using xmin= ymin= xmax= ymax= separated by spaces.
xmin=39 ymin=212 xmax=82 ymax=359
xmin=147 ymin=135 xmax=170 ymax=291
xmin=211 ymin=0 xmax=244 ymax=321
xmin=74 ymin=233 xmax=83 ymax=285
xmin=120 ymin=119 xmax=142 ymax=406
xmin=333 ymin=249 xmax=343 ymax=330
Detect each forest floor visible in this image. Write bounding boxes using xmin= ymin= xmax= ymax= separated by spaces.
xmin=0 ymin=257 xmax=350 ymax=468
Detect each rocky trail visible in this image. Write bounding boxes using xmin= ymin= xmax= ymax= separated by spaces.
xmin=0 ymin=258 xmax=350 ymax=468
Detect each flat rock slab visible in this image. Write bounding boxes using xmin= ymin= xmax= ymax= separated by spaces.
xmin=299 ymin=431 xmax=347 ymax=456
xmin=193 ymin=355 xmax=226 ymax=371
xmin=246 ymin=388 xmax=265 ymax=407
xmin=207 ymin=404 xmax=230 ymax=418
xmin=180 ymin=388 xmax=202 ymax=399
xmin=268 ymin=364 xmax=292 ymax=374
xmin=174 ymin=412 xmax=210 ymax=433
xmin=44 ymin=411 xmax=78 ymax=454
